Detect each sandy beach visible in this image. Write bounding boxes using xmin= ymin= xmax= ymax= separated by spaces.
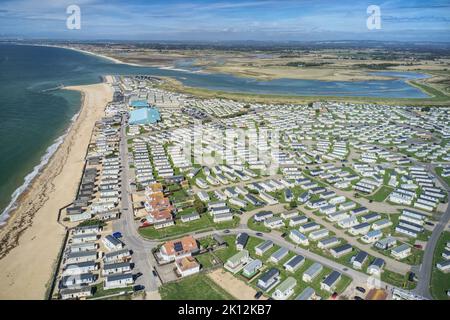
xmin=0 ymin=79 xmax=113 ymax=299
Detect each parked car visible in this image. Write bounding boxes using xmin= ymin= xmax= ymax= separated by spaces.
xmin=356 ymin=286 xmax=366 ymax=294
xmin=256 ymin=232 xmax=263 ymax=237
xmin=414 ymin=244 xmax=423 ymax=249
xmin=223 ymin=229 xmax=230 ymax=234
xmin=152 ymin=270 xmax=158 ymax=277
xmin=331 ymin=292 xmax=338 ymax=300
xmin=354 ymin=296 xmax=364 ymax=300
xmin=254 ymin=291 xmax=263 ymax=299
xmin=133 ymin=285 xmax=145 ymax=292
xmin=425 ymin=222 xmax=434 ymax=226
xmin=408 ymin=272 xmax=418 ymax=282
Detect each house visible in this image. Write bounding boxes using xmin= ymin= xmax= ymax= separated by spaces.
xmin=213 ymin=212 xmax=233 ymax=223
xmin=289 ymin=215 xmax=308 ymax=227
xmin=175 ymin=256 xmax=201 ymax=277
xmin=361 ymin=230 xmax=383 ymax=244
xmin=103 ymin=249 xmax=131 ymax=263
xmin=253 ymin=211 xmax=274 ymax=222
xmin=283 ymin=255 xmax=305 ymax=272
xmin=264 ymin=217 xmax=285 ymax=229
xmin=102 ymin=262 xmax=132 ymax=276
xmin=257 ymin=268 xmax=280 ymax=291
xmin=69 ymin=242 xmax=97 ymax=253
xmin=295 ymin=287 xmax=316 ymax=300
xmin=374 ymin=237 xmax=397 ymax=250
xmin=351 ymin=251 xmax=368 ymax=270
xmin=242 ymin=259 xmax=262 ymax=278
xmin=159 ymin=235 xmax=199 ymax=262
xmin=197 ymin=191 xmax=210 ymax=202
xmin=309 ymin=229 xmax=329 ymax=241
xmin=236 ymin=232 xmax=249 ymax=251
xmin=299 ymin=222 xmax=321 ymax=233
xmin=72 ymin=233 xmax=97 ymax=244
xmin=281 ymin=211 xmax=298 ymax=220
xmin=72 ymin=225 xmax=101 ymax=236
xmin=102 ymin=235 xmax=124 ymax=251
xmin=104 ymin=273 xmax=134 ymax=289
xmin=330 ymin=244 xmax=353 ymax=258
xmin=270 ymin=247 xmax=289 ymax=264
xmin=442 ymin=249 xmax=450 ymax=260
xmin=289 ymin=229 xmax=309 ymax=246
xmin=272 ymin=277 xmax=297 ymax=300
xmin=255 ymin=240 xmax=274 ymax=256
xmin=180 ymin=212 xmax=200 ymax=223
xmin=303 ymin=262 xmax=323 ymax=283
xmin=320 ymin=271 xmax=341 ymax=292
xmin=338 ymin=216 xmax=359 ymax=229
xmin=367 ymin=258 xmax=385 ymax=275
xmin=371 ymin=219 xmax=393 ymax=231
xmin=61 ymin=273 xmax=95 ymax=288
xmin=318 ymin=237 xmax=341 ymax=249
xmin=65 ymin=251 xmax=97 ymax=264
xmin=224 ymin=250 xmax=250 ymax=273
xmin=436 ymin=260 xmax=450 ymax=272
xmin=391 ymin=244 xmax=412 ymax=260
xmin=63 ymin=261 xmax=97 ymax=276
xmin=395 ymin=225 xmax=418 ymax=238
xmin=349 ymin=222 xmax=371 ymax=236
xmin=60 ymin=287 xmax=93 ymax=300
xmin=361 ymin=212 xmax=381 ymax=223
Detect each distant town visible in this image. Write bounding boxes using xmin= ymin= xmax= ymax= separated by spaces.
xmin=51 ymin=75 xmax=450 ymax=301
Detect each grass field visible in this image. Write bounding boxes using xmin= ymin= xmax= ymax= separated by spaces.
xmin=159 ymin=274 xmax=235 ymax=300
xmin=367 ymin=186 xmax=394 ymax=202
xmin=138 ymin=214 xmax=240 ymax=240
xmin=430 ymin=231 xmax=450 ymax=300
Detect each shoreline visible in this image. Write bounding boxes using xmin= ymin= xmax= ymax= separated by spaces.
xmin=0 ymin=78 xmax=113 ymax=299
xmin=0 ymin=110 xmax=81 ymax=228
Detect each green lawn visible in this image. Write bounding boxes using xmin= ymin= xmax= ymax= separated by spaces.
xmin=90 ymin=283 xmax=133 ymax=299
xmin=138 ymin=214 xmax=240 ymax=240
xmin=247 ymin=217 xmax=272 ymax=233
xmin=195 ymin=252 xmax=220 ymax=269
xmin=381 ymin=270 xmax=416 ymax=290
xmin=159 ymin=274 xmax=235 ymax=300
xmin=431 ymin=231 xmax=450 ymax=300
xmin=367 ymin=186 xmax=394 ymax=202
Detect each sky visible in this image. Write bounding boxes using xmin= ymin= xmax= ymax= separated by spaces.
xmin=0 ymin=0 xmax=449 ymax=42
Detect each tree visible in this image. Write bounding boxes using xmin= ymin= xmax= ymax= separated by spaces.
xmin=193 ymin=198 xmax=206 ymax=214
xmin=289 ymin=200 xmax=298 ymax=209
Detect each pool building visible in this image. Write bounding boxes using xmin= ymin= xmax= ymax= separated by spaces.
xmin=129 ymin=100 xmax=150 ymax=109
xmin=129 ymin=107 xmax=161 ymax=125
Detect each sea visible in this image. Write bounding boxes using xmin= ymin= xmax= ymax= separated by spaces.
xmin=0 ymin=43 xmax=430 ymax=224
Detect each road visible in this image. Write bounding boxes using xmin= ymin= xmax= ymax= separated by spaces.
xmin=414 ymin=164 xmax=450 ymax=299
xmin=113 ymin=115 xmax=161 ymax=295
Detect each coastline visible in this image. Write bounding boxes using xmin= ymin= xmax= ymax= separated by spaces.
xmin=0 ymin=78 xmax=113 ymax=299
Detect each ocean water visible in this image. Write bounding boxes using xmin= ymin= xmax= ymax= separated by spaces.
xmin=0 ymin=44 xmax=430 ymax=222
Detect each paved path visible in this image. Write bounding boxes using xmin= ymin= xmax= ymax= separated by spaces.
xmin=113 ymin=116 xmax=160 ymax=294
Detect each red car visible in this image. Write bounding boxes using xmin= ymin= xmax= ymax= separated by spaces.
xmin=414 ymin=244 xmax=423 ymax=249
xmin=331 ymin=292 xmax=338 ymax=300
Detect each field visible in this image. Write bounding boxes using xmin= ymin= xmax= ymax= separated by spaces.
xmin=138 ymin=214 xmax=240 ymax=240
xmin=159 ymin=274 xmax=235 ymax=300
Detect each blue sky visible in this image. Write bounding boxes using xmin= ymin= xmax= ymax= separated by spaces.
xmin=0 ymin=0 xmax=449 ymax=41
